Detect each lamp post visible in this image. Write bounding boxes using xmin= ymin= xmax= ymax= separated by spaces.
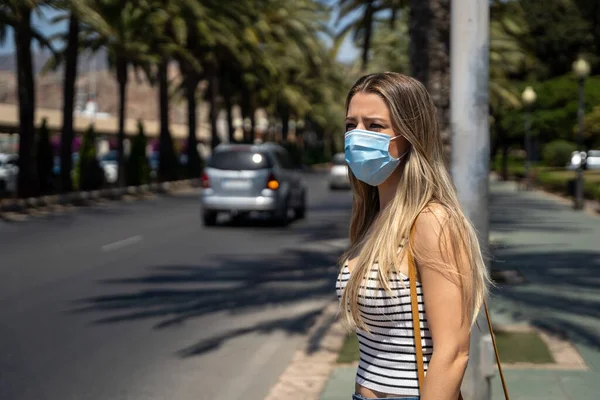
xmin=521 ymin=86 xmax=537 ymax=190
xmin=572 ymin=57 xmax=590 ymax=210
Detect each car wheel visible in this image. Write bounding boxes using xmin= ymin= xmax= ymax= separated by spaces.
xmin=294 ymin=192 xmax=306 ymax=220
xmin=274 ymin=199 xmax=290 ymax=227
xmin=202 ymin=211 xmax=218 ymax=226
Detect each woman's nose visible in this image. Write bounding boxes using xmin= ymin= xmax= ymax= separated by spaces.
xmin=356 ymin=121 xmax=366 ymax=130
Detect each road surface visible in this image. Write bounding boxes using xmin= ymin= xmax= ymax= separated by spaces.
xmin=0 ymin=173 xmax=352 ymax=400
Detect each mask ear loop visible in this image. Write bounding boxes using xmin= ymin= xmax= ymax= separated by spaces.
xmin=389 ymin=135 xmax=411 ymax=161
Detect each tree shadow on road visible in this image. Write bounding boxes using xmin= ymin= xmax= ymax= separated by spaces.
xmin=68 ymin=219 xmax=349 ymax=357
xmin=490 ymin=189 xmax=591 ymax=234
xmin=490 ymin=182 xmax=600 ymax=353
xmin=491 ymin=239 xmax=600 ymax=352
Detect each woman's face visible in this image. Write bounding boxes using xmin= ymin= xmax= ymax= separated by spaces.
xmin=345 ymin=92 xmax=410 ymax=159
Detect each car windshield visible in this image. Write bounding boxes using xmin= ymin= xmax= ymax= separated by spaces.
xmin=208 ymin=150 xmax=272 ymax=170
xmin=332 ymin=153 xmax=346 ymax=166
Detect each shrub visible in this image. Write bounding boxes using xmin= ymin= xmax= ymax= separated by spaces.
xmin=542 ymin=140 xmax=576 ymax=167
xmin=76 ymin=125 xmax=104 ymax=191
xmin=36 ymin=118 xmax=54 ymax=194
xmin=158 ymin=132 xmax=179 ymax=182
xmin=126 ymin=121 xmax=151 ymax=186
xmin=185 ymin=142 xmax=203 ymax=179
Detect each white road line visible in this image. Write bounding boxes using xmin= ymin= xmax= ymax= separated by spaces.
xmin=101 ymin=235 xmax=143 ymax=252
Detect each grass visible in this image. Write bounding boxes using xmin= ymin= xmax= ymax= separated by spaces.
xmin=337 ymin=333 xmax=360 ymax=364
xmin=336 ymin=330 xmax=554 ymax=365
xmin=495 ymin=330 xmax=555 ymax=364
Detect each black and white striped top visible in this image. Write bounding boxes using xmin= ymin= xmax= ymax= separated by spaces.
xmin=336 ymin=263 xmax=432 ymax=397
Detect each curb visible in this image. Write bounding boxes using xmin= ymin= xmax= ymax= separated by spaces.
xmin=264 ymin=300 xmax=347 ymax=400
xmin=0 ymin=178 xmax=201 ymax=221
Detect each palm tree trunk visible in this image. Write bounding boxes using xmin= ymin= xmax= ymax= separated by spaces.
xmin=281 ymin=106 xmax=290 ymax=142
xmin=185 ymin=74 xmax=201 ymax=178
xmin=409 ymin=0 xmax=451 ymax=151
xmin=60 ymin=13 xmax=79 ymax=193
xmin=224 ymin=94 xmax=235 ymax=143
xmin=241 ymin=90 xmax=256 ymax=144
xmin=15 ymin=6 xmax=38 ymax=198
xmin=158 ymin=60 xmax=176 ymax=182
xmin=250 ymin=108 xmax=256 ymax=144
xmin=116 ymin=57 xmax=128 ymax=188
xmin=361 ymin=0 xmax=375 ymax=72
xmin=208 ymin=74 xmax=220 ymax=149
xmin=390 ymin=7 xmax=398 ymax=29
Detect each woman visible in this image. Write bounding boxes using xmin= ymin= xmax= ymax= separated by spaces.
xmin=336 ymin=72 xmax=490 ymax=400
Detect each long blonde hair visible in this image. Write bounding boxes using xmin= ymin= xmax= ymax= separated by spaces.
xmin=340 ymin=72 xmax=489 ymax=331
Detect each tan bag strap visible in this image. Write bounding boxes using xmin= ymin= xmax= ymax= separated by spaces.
xmin=407 ymin=248 xmax=510 ymax=400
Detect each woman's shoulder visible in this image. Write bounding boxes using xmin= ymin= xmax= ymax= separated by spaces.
xmin=415 ymin=202 xmax=451 ymax=232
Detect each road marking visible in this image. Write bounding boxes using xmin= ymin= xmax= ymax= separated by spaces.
xmin=101 ymin=235 xmax=143 ymax=252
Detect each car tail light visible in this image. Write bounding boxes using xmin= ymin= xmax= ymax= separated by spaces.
xmin=201 ymin=172 xmax=210 ymax=188
xmin=266 ymin=173 xmax=279 ymax=190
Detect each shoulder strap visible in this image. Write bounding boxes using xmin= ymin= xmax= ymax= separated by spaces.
xmin=407 ymin=249 xmax=510 ymax=400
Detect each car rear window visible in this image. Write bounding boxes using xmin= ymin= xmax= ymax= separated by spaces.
xmin=208 ymin=150 xmax=273 ymax=170
xmin=332 ymin=153 xmax=346 ymax=166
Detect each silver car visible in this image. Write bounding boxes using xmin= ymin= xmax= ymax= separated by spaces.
xmin=329 ymin=153 xmax=350 ymax=190
xmin=200 ymin=143 xmax=307 ymax=226
xmin=0 ymin=153 xmax=18 ymax=193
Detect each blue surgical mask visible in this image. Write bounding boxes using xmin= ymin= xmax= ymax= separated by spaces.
xmin=344 ymin=129 xmax=409 ymax=186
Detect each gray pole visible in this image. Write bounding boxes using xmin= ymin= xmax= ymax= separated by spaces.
xmin=524 ymin=110 xmax=531 ymax=190
xmin=575 ymin=78 xmax=585 ymax=210
xmin=450 ymin=0 xmax=492 ymax=399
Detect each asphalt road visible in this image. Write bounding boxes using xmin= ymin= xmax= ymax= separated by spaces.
xmin=0 ymin=173 xmax=352 ymax=400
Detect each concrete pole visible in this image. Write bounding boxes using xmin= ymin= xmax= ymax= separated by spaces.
xmin=450 ymin=0 xmax=492 ymax=400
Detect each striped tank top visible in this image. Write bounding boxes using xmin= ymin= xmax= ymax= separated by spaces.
xmin=336 ymin=262 xmax=433 ymax=397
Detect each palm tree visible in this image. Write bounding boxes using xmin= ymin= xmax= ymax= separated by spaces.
xmin=257 ymin=0 xmax=329 ymax=141
xmin=0 ymin=1 xmax=54 ymax=197
xmin=367 ymin=16 xmax=410 ymax=74
xmin=78 ymin=0 xmax=157 ymax=187
xmin=408 ymin=0 xmax=451 ymax=147
xmin=489 ymin=0 xmax=533 ymax=179
xmin=46 ymin=0 xmax=105 ymax=193
xmin=334 ymin=0 xmax=379 ymax=72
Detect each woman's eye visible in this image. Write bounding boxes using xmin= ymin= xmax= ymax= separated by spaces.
xmin=370 ymin=124 xmax=384 ymax=130
xmin=345 ymin=124 xmax=356 ymax=131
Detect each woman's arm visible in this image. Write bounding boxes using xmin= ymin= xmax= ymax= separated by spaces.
xmin=413 ymin=206 xmax=471 ymax=400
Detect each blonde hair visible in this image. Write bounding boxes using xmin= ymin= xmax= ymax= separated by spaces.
xmin=340 ymin=72 xmax=490 ymax=331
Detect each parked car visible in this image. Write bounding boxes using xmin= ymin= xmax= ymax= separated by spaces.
xmin=149 ymin=152 xmax=159 ymax=180
xmin=0 ymin=153 xmax=18 ymax=193
xmin=567 ymin=150 xmax=600 ymax=170
xmin=586 ymin=150 xmax=600 ymax=170
xmin=200 ymin=143 xmax=307 ymax=226
xmin=329 ymin=152 xmax=350 ymax=190
xmin=99 ymin=150 xmax=118 ymax=184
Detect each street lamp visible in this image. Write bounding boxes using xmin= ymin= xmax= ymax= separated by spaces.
xmin=572 ymin=57 xmax=590 ymax=210
xmin=521 ymin=86 xmax=537 ymax=190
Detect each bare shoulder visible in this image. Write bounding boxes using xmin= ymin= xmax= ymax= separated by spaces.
xmin=413 ymin=203 xmax=450 ymax=239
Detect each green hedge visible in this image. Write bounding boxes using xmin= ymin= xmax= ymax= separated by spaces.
xmin=536 ymin=169 xmax=600 ymax=201
xmin=542 ymin=140 xmax=576 ymax=167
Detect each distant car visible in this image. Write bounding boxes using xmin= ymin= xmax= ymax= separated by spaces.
xmin=329 ymin=152 xmax=350 ymax=190
xmin=0 ymin=153 xmax=18 ymax=193
xmin=99 ymin=150 xmax=118 ymax=184
xmin=200 ymin=143 xmax=307 ymax=226
xmin=586 ymin=150 xmax=600 ymax=170
xmin=567 ymin=150 xmax=600 ymax=170
xmin=149 ymin=152 xmax=159 ymax=180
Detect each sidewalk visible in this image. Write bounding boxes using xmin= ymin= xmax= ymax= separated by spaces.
xmin=320 ymin=179 xmax=600 ymax=400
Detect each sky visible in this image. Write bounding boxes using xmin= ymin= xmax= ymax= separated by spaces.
xmin=0 ymin=4 xmax=360 ymax=64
